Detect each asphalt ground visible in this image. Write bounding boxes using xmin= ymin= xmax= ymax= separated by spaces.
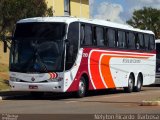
xmin=0 ymin=85 xmax=159 ymax=120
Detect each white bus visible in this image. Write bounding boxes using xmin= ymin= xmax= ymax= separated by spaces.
xmin=155 ymin=39 xmax=160 ymax=84
xmin=6 ymin=17 xmax=156 ymax=97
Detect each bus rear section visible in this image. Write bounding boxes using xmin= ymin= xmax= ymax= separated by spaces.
xmin=155 ymin=40 xmax=160 ymax=84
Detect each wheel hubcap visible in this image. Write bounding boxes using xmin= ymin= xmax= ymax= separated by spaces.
xmin=137 ymin=80 xmax=141 ymax=89
xmin=129 ymin=78 xmax=133 ymax=90
xmin=79 ymin=81 xmax=85 ymax=94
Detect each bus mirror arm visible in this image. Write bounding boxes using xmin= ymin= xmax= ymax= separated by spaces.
xmin=65 ymin=39 xmax=70 ymax=46
xmin=4 ymin=41 xmax=7 ymax=53
xmin=1 ymin=35 xmax=12 ymax=53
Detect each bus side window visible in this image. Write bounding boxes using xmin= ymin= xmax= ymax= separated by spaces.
xmin=104 ymin=28 xmax=108 ymax=47
xmin=80 ymin=25 xmax=85 ymax=45
xmin=144 ymin=34 xmax=150 ymax=50
xmin=128 ymin=32 xmax=136 ymax=49
xmin=149 ymin=35 xmax=155 ymax=50
xmin=92 ymin=26 xmax=97 ymax=46
xmin=135 ymin=33 xmax=140 ymax=49
xmin=118 ymin=30 xmax=126 ymax=48
xmin=108 ymin=29 xmax=116 ymax=48
xmin=126 ymin=32 xmax=129 ymax=48
xmin=81 ymin=24 xmax=93 ymax=46
xmin=138 ymin=33 xmax=144 ymax=50
xmin=66 ymin=22 xmax=79 ymax=70
xmin=96 ymin=27 xmax=104 ymax=46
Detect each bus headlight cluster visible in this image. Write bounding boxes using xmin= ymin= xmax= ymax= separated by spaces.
xmin=10 ymin=77 xmax=21 ymax=82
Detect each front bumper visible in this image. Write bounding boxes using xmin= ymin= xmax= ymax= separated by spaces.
xmin=9 ymin=81 xmax=64 ymax=92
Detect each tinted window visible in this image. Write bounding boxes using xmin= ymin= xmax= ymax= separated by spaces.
xmin=128 ymin=32 xmax=136 ymax=49
xmin=96 ymin=27 xmax=104 ymax=46
xmin=108 ymin=29 xmax=116 ymax=48
xmin=149 ymin=35 xmax=155 ymax=50
xmin=104 ymin=28 xmax=108 ymax=46
xmin=14 ymin=22 xmax=66 ymax=40
xmin=64 ymin=0 xmax=70 ymax=15
xmin=118 ymin=31 xmax=126 ymax=48
xmin=66 ymin=22 xmax=79 ymax=70
xmin=80 ymin=25 xmax=85 ymax=43
xmin=144 ymin=34 xmax=150 ymax=50
xmin=81 ymin=24 xmax=93 ymax=46
xmin=138 ymin=33 xmax=144 ymax=49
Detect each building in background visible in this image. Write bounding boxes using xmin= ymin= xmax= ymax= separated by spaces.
xmin=46 ymin=0 xmax=89 ymax=18
xmin=0 ymin=0 xmax=89 ymax=65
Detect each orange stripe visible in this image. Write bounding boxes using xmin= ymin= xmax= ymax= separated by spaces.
xmin=90 ymin=52 xmax=105 ymax=89
xmin=101 ymin=56 xmax=115 ymax=88
xmin=89 ymin=50 xmax=152 ymax=89
xmin=100 ymin=55 xmax=148 ymax=88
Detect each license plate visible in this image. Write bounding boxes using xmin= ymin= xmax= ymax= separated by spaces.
xmin=29 ymin=85 xmax=38 ymax=89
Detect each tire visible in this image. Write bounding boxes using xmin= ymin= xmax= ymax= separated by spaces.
xmin=124 ymin=75 xmax=134 ymax=93
xmin=134 ymin=75 xmax=142 ymax=92
xmin=76 ymin=76 xmax=87 ymax=98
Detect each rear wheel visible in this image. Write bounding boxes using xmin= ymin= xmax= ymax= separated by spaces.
xmin=124 ymin=75 xmax=134 ymax=93
xmin=134 ymin=75 xmax=142 ymax=92
xmin=76 ymin=76 xmax=86 ymax=98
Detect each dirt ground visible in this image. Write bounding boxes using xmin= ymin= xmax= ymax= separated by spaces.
xmin=0 ymin=72 xmax=9 ymax=80
xmin=0 ymin=72 xmax=9 ymax=90
xmin=0 ymin=42 xmax=9 ymax=65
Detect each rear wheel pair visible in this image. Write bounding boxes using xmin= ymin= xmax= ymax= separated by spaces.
xmin=124 ymin=74 xmax=142 ymax=93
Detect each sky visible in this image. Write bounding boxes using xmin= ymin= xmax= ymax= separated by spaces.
xmin=89 ymin=0 xmax=160 ymax=23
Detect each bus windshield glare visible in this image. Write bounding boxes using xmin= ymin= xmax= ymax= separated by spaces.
xmin=10 ymin=22 xmax=66 ymax=73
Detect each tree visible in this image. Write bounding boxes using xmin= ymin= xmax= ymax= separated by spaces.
xmin=0 ymin=0 xmax=53 ymax=36
xmin=127 ymin=7 xmax=160 ymax=39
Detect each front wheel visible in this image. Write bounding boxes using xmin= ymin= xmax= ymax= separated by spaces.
xmin=76 ymin=76 xmax=87 ymax=98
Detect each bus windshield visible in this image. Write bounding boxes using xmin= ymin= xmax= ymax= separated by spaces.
xmin=10 ymin=22 xmax=66 ymax=73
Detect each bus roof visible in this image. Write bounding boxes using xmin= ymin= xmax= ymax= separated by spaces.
xmin=17 ymin=16 xmax=154 ymax=35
